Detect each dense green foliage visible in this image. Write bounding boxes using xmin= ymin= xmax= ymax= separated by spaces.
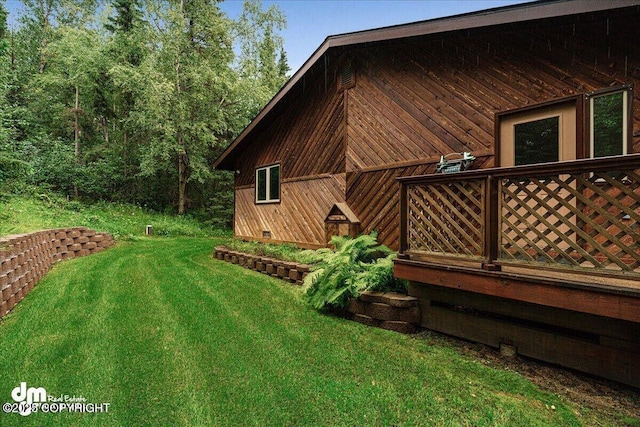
xmin=0 ymin=237 xmax=604 ymax=426
xmin=592 ymin=91 xmax=625 ymax=157
xmin=0 ymin=0 xmax=288 ymax=223
xmin=303 ymin=232 xmax=407 ymax=310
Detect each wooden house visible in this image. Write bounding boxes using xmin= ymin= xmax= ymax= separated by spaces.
xmin=214 ymin=0 xmax=640 ymax=386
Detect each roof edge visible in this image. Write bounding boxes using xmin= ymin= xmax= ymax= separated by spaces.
xmin=213 ymin=0 xmax=640 ymax=170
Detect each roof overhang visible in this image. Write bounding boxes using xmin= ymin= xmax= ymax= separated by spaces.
xmin=213 ymin=0 xmax=640 ymax=171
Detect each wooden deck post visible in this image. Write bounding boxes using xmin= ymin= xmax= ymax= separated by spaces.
xmin=483 ymin=175 xmax=500 ymax=271
xmin=399 ymin=181 xmax=408 ymax=256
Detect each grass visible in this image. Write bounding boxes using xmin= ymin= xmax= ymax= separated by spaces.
xmin=0 ymin=237 xmax=608 ymax=426
xmin=223 ymin=238 xmax=326 ymax=264
xmin=0 ymin=193 xmax=231 ymax=239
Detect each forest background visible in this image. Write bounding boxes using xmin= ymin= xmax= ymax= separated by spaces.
xmin=0 ymin=0 xmax=289 ymax=227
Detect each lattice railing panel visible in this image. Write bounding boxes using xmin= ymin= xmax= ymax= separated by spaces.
xmin=407 ymin=179 xmax=485 ymax=257
xmin=499 ymin=169 xmax=640 ymax=273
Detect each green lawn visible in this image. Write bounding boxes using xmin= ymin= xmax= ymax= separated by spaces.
xmin=0 ymin=237 xmax=622 ymax=426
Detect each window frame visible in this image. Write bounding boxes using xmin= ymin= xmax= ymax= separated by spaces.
xmin=496 ymin=96 xmax=580 ymax=167
xmin=255 ymin=163 xmax=281 ymax=204
xmin=586 ymin=85 xmax=633 ymax=159
xmin=496 ymin=85 xmax=634 ymax=167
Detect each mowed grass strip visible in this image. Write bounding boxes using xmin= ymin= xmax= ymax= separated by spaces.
xmin=0 ymin=238 xmax=581 ymax=426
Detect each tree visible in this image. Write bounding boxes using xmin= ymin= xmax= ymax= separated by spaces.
xmin=105 ymin=0 xmax=143 ymax=33
xmin=234 ymin=0 xmax=289 ymax=118
xmin=100 ymin=0 xmax=148 ymax=199
xmin=19 ymin=0 xmax=97 ymax=75
xmin=28 ymin=26 xmax=101 ymax=195
xmin=0 ymin=0 xmax=288 ymax=224
xmin=0 ymin=1 xmax=6 ymax=47
xmin=0 ymin=0 xmax=12 ymax=180
xmin=132 ymin=0 xmax=236 ymax=214
xmin=0 ymin=1 xmax=28 ymax=186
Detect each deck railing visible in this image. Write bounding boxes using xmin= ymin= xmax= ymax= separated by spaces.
xmin=399 ymin=154 xmax=640 ymax=281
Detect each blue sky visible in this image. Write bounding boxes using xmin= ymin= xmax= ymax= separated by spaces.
xmin=4 ymin=0 xmax=532 ymax=73
xmin=219 ymin=0 xmax=533 ymax=72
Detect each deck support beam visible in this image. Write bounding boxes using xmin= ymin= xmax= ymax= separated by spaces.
xmin=394 ymin=258 xmax=640 ymax=323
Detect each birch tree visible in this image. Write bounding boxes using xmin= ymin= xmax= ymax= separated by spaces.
xmin=234 ymin=0 xmax=289 ymax=119
xmin=28 ymin=27 xmax=100 ymax=195
xmin=134 ymin=0 xmax=235 ymax=214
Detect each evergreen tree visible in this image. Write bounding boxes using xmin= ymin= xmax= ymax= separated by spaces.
xmin=0 ymin=1 xmax=6 ymax=47
xmin=100 ymin=0 xmax=148 ymax=201
xmin=105 ymin=0 xmax=142 ymax=33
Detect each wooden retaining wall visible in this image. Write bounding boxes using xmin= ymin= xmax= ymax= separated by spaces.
xmin=213 ymin=247 xmax=421 ymax=333
xmin=0 ymin=227 xmax=114 ymax=319
xmin=214 ymin=247 xmax=312 ymax=284
xmin=346 ymin=291 xmax=421 ymax=334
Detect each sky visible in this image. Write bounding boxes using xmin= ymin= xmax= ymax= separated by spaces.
xmin=4 ymin=0 xmax=533 ymax=74
xmin=219 ymin=0 xmax=533 ymax=73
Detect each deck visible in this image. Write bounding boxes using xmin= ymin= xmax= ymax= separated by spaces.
xmin=394 ymin=154 xmax=640 ymax=386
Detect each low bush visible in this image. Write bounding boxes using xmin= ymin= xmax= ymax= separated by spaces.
xmin=303 ymin=232 xmax=407 ymax=310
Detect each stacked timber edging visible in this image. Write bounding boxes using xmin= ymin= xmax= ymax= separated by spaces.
xmin=213 ymin=247 xmax=311 ymax=284
xmin=0 ymin=227 xmax=114 ymax=319
xmin=213 ymin=247 xmax=421 ymax=334
xmin=346 ymin=291 xmax=420 ymax=334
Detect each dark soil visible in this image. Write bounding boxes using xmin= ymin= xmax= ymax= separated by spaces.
xmin=414 ymin=330 xmax=640 ymax=426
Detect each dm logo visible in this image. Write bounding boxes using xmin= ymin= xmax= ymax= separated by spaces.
xmin=11 ymin=382 xmax=47 ymax=416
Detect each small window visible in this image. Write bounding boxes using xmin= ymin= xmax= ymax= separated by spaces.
xmin=589 ymin=89 xmax=629 ymax=158
xmin=514 ymin=116 xmax=559 ymax=165
xmin=256 ymin=164 xmax=280 ymax=203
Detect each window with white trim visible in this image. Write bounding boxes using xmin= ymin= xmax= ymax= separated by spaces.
xmin=589 ymin=89 xmax=629 ymax=158
xmin=256 ymin=164 xmax=280 ymax=203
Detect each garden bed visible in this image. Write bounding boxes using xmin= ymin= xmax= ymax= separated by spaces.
xmin=213 ymin=246 xmax=312 ymax=284
xmin=213 ymin=246 xmax=421 ymax=333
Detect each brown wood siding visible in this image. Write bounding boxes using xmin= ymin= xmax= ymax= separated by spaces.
xmin=235 ymin=174 xmax=346 ymax=246
xmin=231 ymin=7 xmax=640 ymax=249
xmin=234 ymin=75 xmax=346 ymax=187
xmin=347 ymin=156 xmax=493 ymax=250
xmin=346 ymin=11 xmax=640 ymax=172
